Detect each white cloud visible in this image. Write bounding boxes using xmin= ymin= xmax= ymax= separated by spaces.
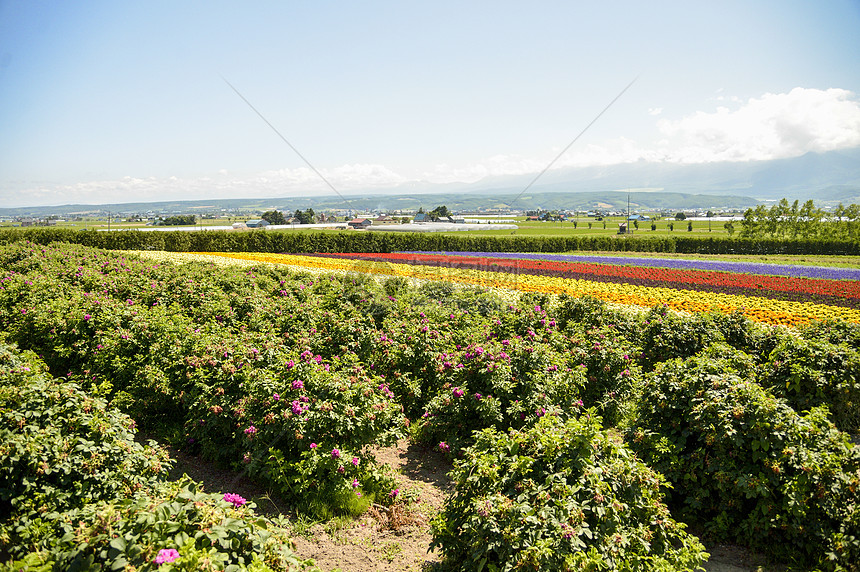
xmin=656 ymin=87 xmax=860 ymax=163
xmin=1 ymin=163 xmax=409 ymax=207
xmin=419 ymin=87 xmax=860 ymax=185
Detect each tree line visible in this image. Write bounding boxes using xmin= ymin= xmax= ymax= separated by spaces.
xmin=740 ymin=199 xmax=860 ymax=240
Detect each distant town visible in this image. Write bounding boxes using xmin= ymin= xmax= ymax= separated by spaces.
xmin=2 ymin=205 xmax=749 ymax=230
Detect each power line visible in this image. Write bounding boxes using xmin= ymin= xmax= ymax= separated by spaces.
xmin=510 ymin=76 xmax=638 ymax=209
xmin=220 ymin=76 xmax=349 ymax=204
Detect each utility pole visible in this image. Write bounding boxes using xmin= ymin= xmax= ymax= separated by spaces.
xmin=627 ymin=192 xmax=631 ymax=234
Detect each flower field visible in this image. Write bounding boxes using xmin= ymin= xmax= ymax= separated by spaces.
xmin=195 ymin=251 xmax=860 ymax=327
xmin=2 ymin=241 xmax=859 ymax=571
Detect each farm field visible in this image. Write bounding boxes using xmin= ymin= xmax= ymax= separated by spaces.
xmin=1 ymin=241 xmax=859 ymax=571
xmin=2 ymin=215 xmax=737 ymax=238
xmin=458 ymin=217 xmax=737 ymax=238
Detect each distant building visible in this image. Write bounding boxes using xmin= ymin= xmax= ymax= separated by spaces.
xmin=245 ymin=219 xmax=269 ymax=228
xmin=348 ymin=218 xmax=373 ymax=229
xmin=413 ymin=213 xmax=428 ymax=223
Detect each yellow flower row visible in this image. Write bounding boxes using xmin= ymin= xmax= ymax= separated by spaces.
xmin=182 ymin=252 xmax=860 ymax=327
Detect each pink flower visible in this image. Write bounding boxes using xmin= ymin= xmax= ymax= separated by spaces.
xmin=438 ymin=442 xmax=450 ymax=452
xmin=154 ymin=548 xmax=180 ymax=565
xmin=351 ymin=457 xmax=359 ymax=466
xmin=244 ymin=426 xmax=257 ymax=436
xmin=389 ymin=488 xmax=400 ymax=499
xmin=310 ymin=443 xmax=318 ymax=449
xmin=223 ymin=492 xmax=247 ymax=507
xmin=292 ymin=380 xmax=304 ymax=390
xmin=337 ymin=465 xmax=345 ymax=473
xmin=273 ymin=393 xmax=280 ymax=401
xmin=331 ymin=448 xmax=341 ymax=459
xmin=352 ymin=478 xmax=360 ymax=488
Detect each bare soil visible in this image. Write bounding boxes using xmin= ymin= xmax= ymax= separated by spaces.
xmin=167 ymin=439 xmax=780 ymax=572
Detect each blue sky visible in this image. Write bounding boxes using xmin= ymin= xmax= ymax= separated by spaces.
xmin=1 ymin=0 xmax=859 ymax=207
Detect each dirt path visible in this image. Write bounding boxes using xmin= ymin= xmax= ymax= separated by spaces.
xmin=167 ymin=439 xmax=776 ymax=572
xmin=288 ymin=439 xmax=451 ymax=572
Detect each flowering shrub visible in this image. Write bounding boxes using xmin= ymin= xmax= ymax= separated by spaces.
xmin=0 ymin=342 xmax=315 ymax=571
xmin=628 ymin=345 xmax=860 ymax=569
xmin=637 ymin=305 xmax=724 ymax=370
xmin=760 ymin=336 xmax=860 ymax=432
xmin=556 ymin=323 xmax=643 ymax=427
xmin=185 ymin=351 xmax=405 ymax=512
xmin=799 ymin=319 xmax=860 ymax=347
xmin=0 ymin=342 xmax=171 ymax=522
xmin=5 ymin=477 xmax=318 ymax=572
xmin=267 ymin=442 xmax=399 ymax=518
xmin=414 ymin=336 xmax=585 ymax=455
xmin=431 ymin=415 xmax=708 ymax=571
xmin=554 ymin=294 xmax=639 ymax=336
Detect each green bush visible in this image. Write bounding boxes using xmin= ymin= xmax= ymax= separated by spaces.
xmin=628 ymin=345 xmax=860 ymax=569
xmin=554 ymin=295 xmax=638 ymax=335
xmin=0 ymin=342 xmax=315 ymax=571
xmin=4 ymin=477 xmax=317 ymax=572
xmin=799 ymin=319 xmax=860 ymax=348
xmin=759 ymin=336 xmax=860 ymax=433
xmin=0 ymin=343 xmax=171 ymax=523
xmin=636 ymin=305 xmax=724 ymax=370
xmin=414 ymin=336 xmax=585 ymax=456
xmin=185 ymin=351 xmax=406 ymax=512
xmin=430 ymin=415 xmax=708 ymax=571
xmin=561 ymin=323 xmax=643 ymax=428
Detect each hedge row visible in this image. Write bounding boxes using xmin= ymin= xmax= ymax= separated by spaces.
xmin=2 ymin=227 xmax=859 ymax=255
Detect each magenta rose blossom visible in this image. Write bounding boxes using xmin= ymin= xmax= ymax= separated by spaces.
xmin=154 ymin=548 xmax=180 ymax=564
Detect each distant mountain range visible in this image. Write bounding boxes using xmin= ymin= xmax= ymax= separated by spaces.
xmin=2 ymin=148 xmax=858 ymax=217
xmin=427 ymin=147 xmax=860 ymax=204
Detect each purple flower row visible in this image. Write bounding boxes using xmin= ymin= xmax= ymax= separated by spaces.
xmin=401 ymin=251 xmax=860 ymax=281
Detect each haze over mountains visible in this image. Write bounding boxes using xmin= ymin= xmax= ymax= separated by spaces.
xmin=2 ymin=149 xmax=859 ymax=217
xmin=393 ymin=148 xmax=860 ymax=204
